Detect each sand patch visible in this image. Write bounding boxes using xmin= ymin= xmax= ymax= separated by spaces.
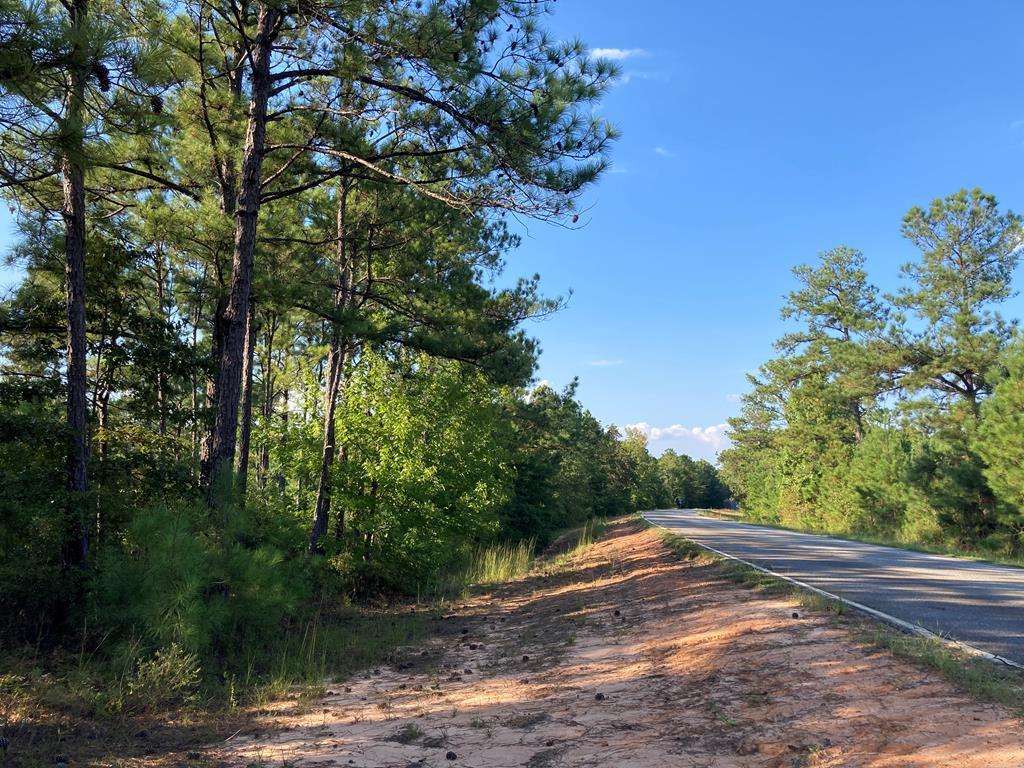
xmin=219 ymin=520 xmax=1023 ymax=768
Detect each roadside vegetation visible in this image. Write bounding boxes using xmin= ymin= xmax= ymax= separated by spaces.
xmin=0 ymin=0 xmax=732 ymax=747
xmin=657 ymin=528 xmax=1024 ymax=713
xmin=721 ymin=189 xmax=1024 ymax=563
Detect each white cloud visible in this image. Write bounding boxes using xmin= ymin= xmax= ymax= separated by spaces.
xmin=590 ymin=47 xmax=648 ymax=61
xmin=588 ymin=359 xmax=624 ymax=367
xmin=523 ymin=378 xmax=552 ymax=402
xmin=654 ymin=146 xmax=676 ymax=158
xmin=625 ymin=421 xmax=732 ymax=461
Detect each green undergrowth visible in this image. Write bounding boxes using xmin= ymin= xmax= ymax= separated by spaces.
xmin=544 ymin=518 xmax=610 ymax=571
xmin=3 ymin=520 xmax=612 ymax=746
xmin=423 ymin=538 xmax=536 ymax=602
xmin=655 ymin=527 xmax=1024 ymax=713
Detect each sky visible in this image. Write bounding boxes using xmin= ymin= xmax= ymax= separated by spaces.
xmin=4 ymin=1 xmax=1024 ymax=462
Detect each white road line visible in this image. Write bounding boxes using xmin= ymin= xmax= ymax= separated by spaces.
xmin=643 ymin=512 xmax=1024 ymax=671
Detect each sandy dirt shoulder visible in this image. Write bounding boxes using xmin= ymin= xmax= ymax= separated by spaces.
xmin=219 ymin=519 xmax=1023 ymax=768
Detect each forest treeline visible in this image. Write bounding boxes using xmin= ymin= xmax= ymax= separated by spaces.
xmin=0 ymin=0 xmax=730 ymax=700
xmin=721 ymin=188 xmax=1024 ymax=557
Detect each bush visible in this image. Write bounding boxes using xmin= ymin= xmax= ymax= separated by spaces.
xmin=125 ymin=642 xmax=202 ymax=713
xmin=93 ymin=499 xmax=316 ymax=681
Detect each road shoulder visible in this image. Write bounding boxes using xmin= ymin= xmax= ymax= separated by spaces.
xmin=219 ymin=519 xmax=1024 ymax=768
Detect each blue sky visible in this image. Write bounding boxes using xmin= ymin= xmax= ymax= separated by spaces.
xmin=4 ymin=1 xmax=1024 ymax=461
xmin=502 ymin=0 xmax=1024 ymax=460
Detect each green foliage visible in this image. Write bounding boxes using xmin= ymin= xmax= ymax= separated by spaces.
xmin=723 ymin=189 xmax=1024 ymax=557
xmin=0 ymin=0 xmax=635 ymax=721
xmin=975 ymin=340 xmax=1024 ymax=549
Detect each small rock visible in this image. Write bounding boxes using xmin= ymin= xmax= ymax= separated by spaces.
xmin=53 ymin=756 xmax=69 ymax=766
xmin=446 ymin=750 xmax=458 ymax=760
xmin=545 ymin=740 xmax=555 ymax=747
xmin=469 ymin=643 xmax=477 ymax=650
xmin=522 ymin=655 xmax=530 ymax=662
xmin=344 ymin=686 xmax=352 ymax=692
xmin=463 ymin=668 xmax=473 ymax=674
xmin=613 ymin=609 xmax=620 ymax=616
xmin=421 ymin=650 xmax=429 ymax=657
xmin=792 ymin=612 xmax=800 ymax=619
xmin=595 ymin=692 xmax=606 ymax=700
xmin=187 ymin=752 xmax=202 ymax=761
xmin=460 ymin=628 xmax=469 ymax=635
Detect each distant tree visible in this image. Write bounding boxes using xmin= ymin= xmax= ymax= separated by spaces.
xmin=657 ymin=450 xmax=697 ymax=505
xmin=619 ymin=428 xmax=667 ymax=510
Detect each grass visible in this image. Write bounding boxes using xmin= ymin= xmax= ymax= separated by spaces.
xmin=656 ymin=527 xmax=1024 ymax=713
xmin=419 ymin=538 xmax=537 ymax=603
xmin=546 ymin=518 xmax=610 ymax=570
xmin=857 ymin=627 xmax=1024 ymax=713
xmin=0 ymin=523 xmax=616 ymax=766
xmin=460 ymin=539 xmax=536 ymax=586
xmin=260 ymin=607 xmax=435 ymax=694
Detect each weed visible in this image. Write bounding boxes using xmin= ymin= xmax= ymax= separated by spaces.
xmin=857 ymin=628 xmax=1024 ymax=712
xmin=389 ymin=723 xmax=424 ymax=744
xmin=527 ymin=746 xmax=567 ymax=768
xmin=504 ymin=711 xmax=549 ymax=729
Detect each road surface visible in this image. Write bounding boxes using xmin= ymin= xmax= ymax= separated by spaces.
xmin=644 ymin=508 xmax=1024 ymax=666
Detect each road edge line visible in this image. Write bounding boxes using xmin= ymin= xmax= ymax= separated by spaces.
xmin=642 ymin=512 xmax=1024 ymax=671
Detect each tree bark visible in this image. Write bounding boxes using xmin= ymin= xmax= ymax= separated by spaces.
xmin=153 ymin=245 xmax=168 ymax=437
xmin=309 ymin=182 xmax=353 ymax=553
xmin=203 ymin=3 xmax=279 ymax=504
xmin=236 ymin=296 xmax=257 ymax=501
xmin=61 ymin=0 xmax=89 ymax=571
xmin=258 ymin=313 xmax=277 ymax=488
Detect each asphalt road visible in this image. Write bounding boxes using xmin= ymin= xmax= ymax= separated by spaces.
xmin=644 ymin=508 xmax=1024 ymax=666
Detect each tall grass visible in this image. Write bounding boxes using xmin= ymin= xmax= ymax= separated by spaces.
xmin=461 ymin=539 xmax=535 ymax=585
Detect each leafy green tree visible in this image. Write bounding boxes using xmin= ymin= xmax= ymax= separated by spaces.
xmin=618 ymin=428 xmax=667 ymax=511
xmin=893 ymin=189 xmax=1021 ymax=543
xmin=975 ymin=339 xmax=1024 ymax=549
xmin=0 ymin=0 xmax=169 ymax=569
xmin=894 ymin=188 xmax=1021 ymax=410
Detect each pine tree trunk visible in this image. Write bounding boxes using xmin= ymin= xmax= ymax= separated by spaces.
xmin=309 ymin=184 xmax=352 ymax=553
xmin=204 ymin=3 xmax=279 ymax=505
xmin=153 ymin=246 xmax=168 ymax=437
xmin=61 ymin=0 xmax=89 ymax=571
xmin=236 ymin=297 xmax=257 ymax=501
xmin=258 ymin=314 xmax=276 ymax=488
